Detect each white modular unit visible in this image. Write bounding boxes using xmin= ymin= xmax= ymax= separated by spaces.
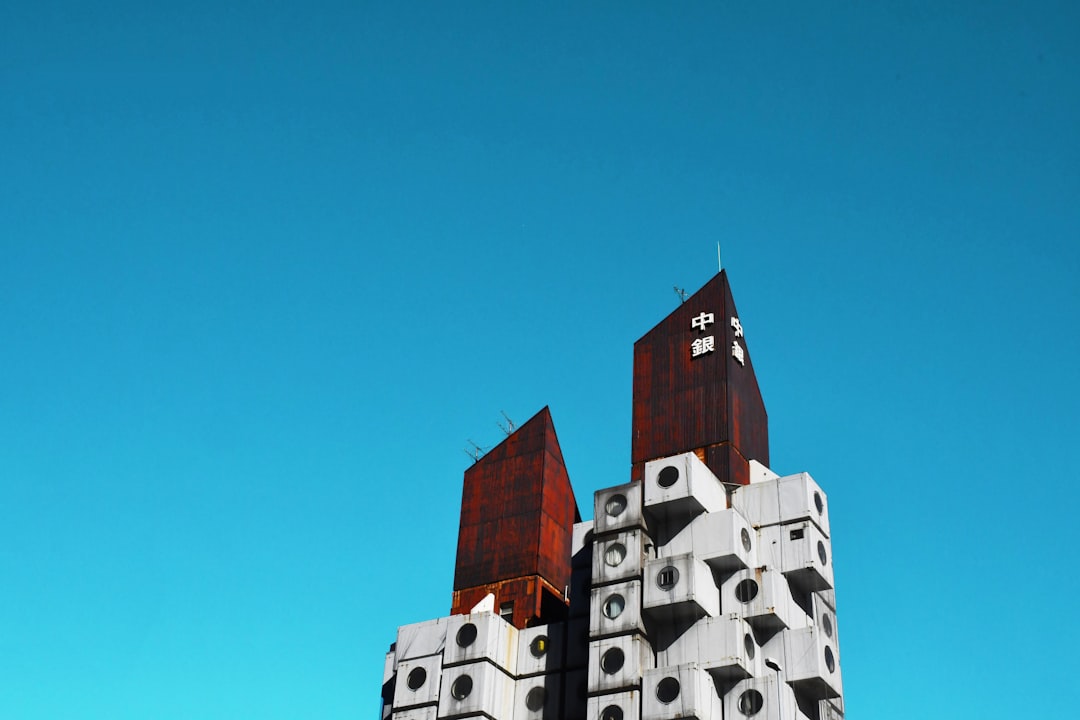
xmin=590 ymin=580 xmax=646 ymax=639
xmin=641 ymin=664 xmax=721 ymax=720
xmin=385 ymin=648 xmax=398 ymax=687
xmin=396 ymin=617 xmax=452 ymax=662
xmin=393 ymin=707 xmax=438 ymax=720
xmin=643 ymin=453 xmax=727 ymax=527
xmin=811 ymin=592 xmax=839 ymax=648
xmin=723 ymin=677 xmax=801 ymax=720
xmin=592 ymin=528 xmax=653 ymax=587
xmin=517 ymin=623 xmax=566 ymax=678
xmin=656 ymin=616 xmax=757 ymax=683
xmin=563 ymin=669 xmax=589 ymax=720
xmin=764 ymin=626 xmax=842 ymax=700
xmin=662 ymin=508 xmax=754 ymax=576
xmin=515 ymin=673 xmax=563 ymax=720
xmin=574 ymin=521 xmax=596 ymax=569
xmin=721 ymin=569 xmax=803 ymax=637
xmin=587 ymin=690 xmax=641 ymax=720
xmin=594 ymin=482 xmax=647 ymax=536
xmin=566 ymin=617 xmax=591 ymax=669
xmin=443 ymin=612 xmax=518 ymax=674
xmin=757 ymin=522 xmax=834 ymax=592
xmin=731 ymin=472 xmax=830 ymax=536
xmin=820 ymin=698 xmax=845 ymax=720
xmin=642 ymin=554 xmax=720 ymax=624
xmin=748 ymin=460 xmax=779 ymax=484
xmin=437 ymin=661 xmax=516 ymax=720
xmin=394 ymin=655 xmax=444 ymax=710
xmin=587 ymin=634 xmax=655 ymax=694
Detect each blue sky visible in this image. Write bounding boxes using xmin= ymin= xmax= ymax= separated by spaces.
xmin=2 ymin=2 xmax=1078 ymax=718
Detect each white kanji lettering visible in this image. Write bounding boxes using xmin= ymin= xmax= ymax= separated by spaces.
xmin=692 ymin=335 xmax=716 ymax=358
xmin=691 ymin=312 xmax=715 ymax=333
xmin=731 ymin=340 xmax=745 ymax=366
xmin=730 ymin=316 xmax=744 ymax=338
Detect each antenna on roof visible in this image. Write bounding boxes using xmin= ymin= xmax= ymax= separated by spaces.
xmin=464 ymin=440 xmax=487 ymax=463
xmin=497 ymin=411 xmax=516 ymax=436
xmin=674 ymin=285 xmax=688 ymax=304
xmin=717 ymin=242 xmax=722 ymax=273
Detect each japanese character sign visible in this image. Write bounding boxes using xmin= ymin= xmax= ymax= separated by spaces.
xmin=691 ymin=336 xmax=716 ymax=358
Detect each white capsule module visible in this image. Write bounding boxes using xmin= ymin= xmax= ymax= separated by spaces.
xmin=764 ymin=625 xmax=842 ymax=700
xmin=757 ymin=522 xmax=834 ymax=592
xmin=731 ymin=472 xmax=830 ymax=537
xmin=594 ymin=481 xmax=647 ymax=536
xmin=662 ymin=508 xmax=754 ymax=577
xmin=517 ymin=623 xmax=566 ymax=678
xmin=573 ymin=520 xmax=596 ymax=569
xmin=656 ymin=616 xmax=758 ymax=683
xmin=590 ymin=579 xmax=645 ymax=639
xmin=436 ymin=661 xmax=516 ymax=720
xmin=587 ymin=634 xmax=655 ymax=694
xmin=515 ymin=673 xmax=562 ymax=720
xmin=443 ymin=612 xmax=519 ymax=675
xmin=587 ymin=690 xmax=641 ymax=720
xmin=394 ymin=654 xmax=444 ymax=710
xmin=393 ymin=707 xmax=438 ymax=720
xmin=819 ymin=697 xmax=845 ymax=720
xmin=642 ymin=553 xmax=720 ymax=624
xmin=592 ymin=528 xmax=653 ymax=587
xmin=721 ymin=569 xmax=803 ymax=637
xmin=643 ymin=453 xmax=727 ymax=529
xmin=723 ymin=676 xmax=803 ymax=720
xmin=396 ymin=616 xmax=452 ymax=663
xmin=641 ymin=664 xmax=722 ymax=720
xmin=811 ymin=592 xmax=839 ymax=649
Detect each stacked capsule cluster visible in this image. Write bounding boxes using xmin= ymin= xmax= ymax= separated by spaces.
xmin=585 ymin=452 xmax=844 ymax=720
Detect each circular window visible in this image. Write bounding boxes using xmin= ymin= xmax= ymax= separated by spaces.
xmin=601 ymin=705 xmax=623 ymax=720
xmin=451 ymin=675 xmax=473 ymax=700
xmin=822 ymin=612 xmax=834 ymax=638
xmin=529 ymin=635 xmax=548 ymax=657
xmin=602 ymin=594 xmax=625 ymax=620
xmin=656 ymin=676 xmax=680 ymax=703
xmin=406 ymin=667 xmax=427 ymax=691
xmin=743 ymin=633 xmax=756 ymax=659
xmin=525 ymin=687 xmax=546 ymax=711
xmin=741 ymin=527 xmax=752 ymax=552
xmin=604 ymin=542 xmax=627 ymax=567
xmin=600 ymin=647 xmax=625 ymax=674
xmin=734 ymin=579 xmax=759 ymax=603
xmin=814 ymin=491 xmax=824 ymax=515
xmin=657 ymin=466 xmax=680 ymax=488
xmin=824 ymin=645 xmax=836 ymax=673
xmin=656 ymin=566 xmax=680 ymax=590
xmin=817 ymin=541 xmax=828 ymax=566
xmin=737 ymin=689 xmax=764 ymax=715
xmin=456 ymin=623 xmax=478 ymax=648
xmin=605 ymin=494 xmax=627 ymax=517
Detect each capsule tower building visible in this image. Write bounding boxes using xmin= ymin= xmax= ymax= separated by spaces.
xmin=380 ymin=271 xmax=845 ymax=720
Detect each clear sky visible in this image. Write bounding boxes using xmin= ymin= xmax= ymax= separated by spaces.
xmin=2 ymin=2 xmax=1078 ymax=718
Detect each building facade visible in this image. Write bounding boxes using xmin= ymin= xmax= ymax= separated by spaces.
xmin=379 ymin=271 xmax=845 ymax=720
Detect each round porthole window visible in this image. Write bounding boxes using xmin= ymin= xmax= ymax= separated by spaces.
xmin=737 ymin=689 xmax=764 ymax=715
xmin=741 ymin=527 xmax=752 ymax=552
xmin=456 ymin=623 xmax=477 ymax=648
xmin=824 ymin=646 xmax=836 ymax=673
xmin=817 ymin=541 xmax=828 ymax=566
xmin=605 ymin=493 xmax=627 ymax=517
xmin=814 ymin=491 xmax=824 ymax=515
xmin=822 ymin=612 xmax=834 ymax=638
xmin=743 ymin=633 xmax=756 ymax=659
xmin=451 ymin=675 xmax=473 ymax=700
xmin=530 ymin=635 xmax=548 ymax=658
xmin=656 ymin=677 xmax=680 ymax=703
xmin=525 ymin=687 xmax=546 ymax=711
xmin=601 ymin=705 xmax=623 ymax=720
xmin=600 ymin=647 xmax=625 ymax=674
xmin=656 ymin=566 xmax=679 ymax=590
xmin=657 ymin=466 xmax=680 ymax=488
xmin=604 ymin=542 xmax=627 ymax=567
xmin=734 ymin=579 xmax=759 ymax=603
xmin=602 ymin=594 xmax=625 ymax=619
xmin=406 ymin=667 xmax=427 ymax=691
